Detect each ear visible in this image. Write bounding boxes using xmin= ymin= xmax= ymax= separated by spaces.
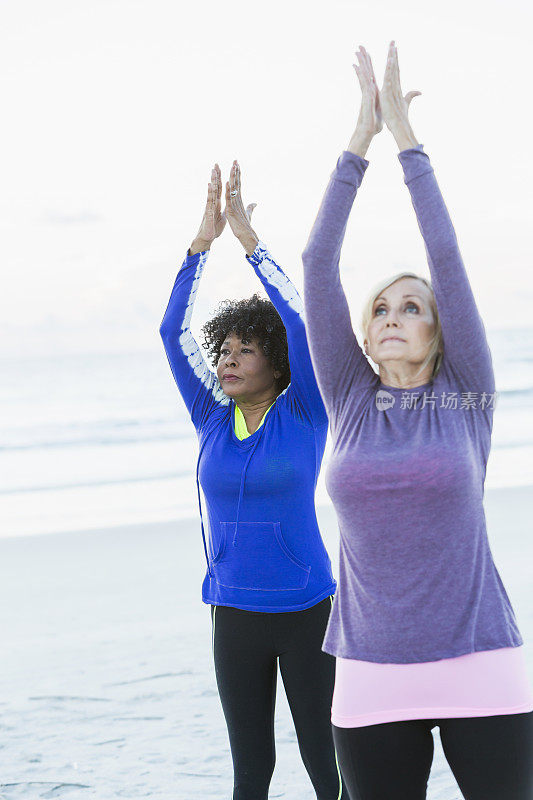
xmin=274 ymin=369 xmax=282 ymax=379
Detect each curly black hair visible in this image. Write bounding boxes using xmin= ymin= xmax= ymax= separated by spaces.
xmin=201 ymin=293 xmax=291 ymax=394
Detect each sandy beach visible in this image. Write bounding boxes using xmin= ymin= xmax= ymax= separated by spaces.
xmin=1 ymin=486 xmax=531 ymax=800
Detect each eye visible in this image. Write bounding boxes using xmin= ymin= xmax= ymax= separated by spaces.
xmin=374 ymin=305 xmax=386 ymax=316
xmin=405 ymin=303 xmax=419 ymax=313
xmin=219 ymin=347 xmax=252 ymax=356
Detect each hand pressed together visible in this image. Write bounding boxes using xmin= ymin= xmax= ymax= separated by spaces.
xmin=224 ymin=160 xmax=259 ymax=255
xmin=353 ymin=45 xmax=383 ymax=138
xmin=189 ymin=161 xmax=258 ymax=257
xmin=379 ymin=41 xmax=422 ymax=132
xmin=349 ymin=40 xmax=421 ymax=155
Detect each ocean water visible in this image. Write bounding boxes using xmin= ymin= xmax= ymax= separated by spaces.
xmin=1 ymin=327 xmax=532 ymax=538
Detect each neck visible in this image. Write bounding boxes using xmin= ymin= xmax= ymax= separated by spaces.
xmin=234 ymin=392 xmax=278 ymax=418
xmin=379 ymin=362 xmax=433 ymax=390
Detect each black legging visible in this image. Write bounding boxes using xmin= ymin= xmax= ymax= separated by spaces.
xmin=333 ymin=712 xmax=533 ymax=800
xmin=211 ymin=597 xmax=348 ymax=800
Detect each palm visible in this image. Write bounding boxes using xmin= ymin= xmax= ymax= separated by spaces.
xmin=197 ymin=163 xmax=226 ymax=242
xmin=380 ymin=41 xmax=421 ymax=129
xmin=354 ymin=46 xmax=383 ymax=136
xmin=224 ymin=161 xmax=257 ymax=240
xmin=206 ymin=203 xmax=225 ymax=240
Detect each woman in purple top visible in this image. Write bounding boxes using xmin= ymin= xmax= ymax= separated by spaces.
xmin=302 ymin=41 xmax=533 ymax=799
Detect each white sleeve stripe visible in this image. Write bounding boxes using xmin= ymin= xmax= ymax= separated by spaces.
xmin=251 ymin=242 xmax=304 ymax=316
xmin=179 ymin=251 xmax=229 ymax=406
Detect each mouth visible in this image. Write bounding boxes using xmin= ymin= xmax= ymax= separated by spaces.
xmin=381 ymin=337 xmax=406 ymax=344
xmin=222 ymin=375 xmax=242 ymax=381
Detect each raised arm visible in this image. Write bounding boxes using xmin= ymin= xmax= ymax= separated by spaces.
xmin=223 ymin=161 xmax=328 ymax=428
xmin=246 ymin=241 xmax=328 ymax=427
xmin=159 ymin=165 xmax=229 ymax=431
xmin=380 ymin=42 xmax=494 ymax=393
xmin=301 ymin=46 xmax=383 ymax=414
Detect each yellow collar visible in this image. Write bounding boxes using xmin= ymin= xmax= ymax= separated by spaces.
xmin=234 ymin=402 xmax=275 ymax=440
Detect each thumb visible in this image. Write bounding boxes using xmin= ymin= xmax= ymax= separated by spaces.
xmin=405 ymin=90 xmax=422 ymax=109
xmin=246 ymin=202 xmax=257 ymax=221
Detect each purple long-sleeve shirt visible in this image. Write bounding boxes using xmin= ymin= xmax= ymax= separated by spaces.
xmin=302 ymin=145 xmax=523 ymax=663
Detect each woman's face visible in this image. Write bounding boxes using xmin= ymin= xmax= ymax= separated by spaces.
xmin=216 ymin=331 xmax=281 ymax=400
xmin=364 ymin=277 xmax=436 ymax=368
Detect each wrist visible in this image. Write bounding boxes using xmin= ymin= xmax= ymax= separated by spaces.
xmin=347 ymin=128 xmax=374 ymax=159
xmin=387 ymin=118 xmax=419 ymax=151
xmin=239 ymin=231 xmax=259 ymax=257
xmin=189 ymin=237 xmax=212 ymax=256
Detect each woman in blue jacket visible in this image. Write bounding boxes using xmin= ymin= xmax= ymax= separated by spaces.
xmin=160 ymin=161 xmax=346 ymax=799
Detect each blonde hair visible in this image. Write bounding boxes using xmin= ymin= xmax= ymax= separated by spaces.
xmin=361 ymin=272 xmax=443 ymax=380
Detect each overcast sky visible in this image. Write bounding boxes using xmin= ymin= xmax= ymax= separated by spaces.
xmin=1 ymin=0 xmax=532 ymax=357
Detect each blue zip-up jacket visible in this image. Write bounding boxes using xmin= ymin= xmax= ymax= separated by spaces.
xmin=160 ymin=241 xmax=336 ymax=611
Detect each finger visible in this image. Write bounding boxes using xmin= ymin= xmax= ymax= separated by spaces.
xmin=405 ymin=90 xmax=422 ymax=108
xmin=353 ymin=63 xmax=364 ymax=90
xmin=383 ymin=40 xmax=396 ymax=85
xmin=359 ymin=46 xmax=372 ymax=76
xmin=246 ymin=202 xmax=257 ymax=221
xmin=363 ymin=56 xmax=379 ymax=94
xmin=209 ymin=182 xmax=218 ymax=205
xmin=356 ymin=47 xmax=370 ymax=82
xmin=391 ymin=42 xmax=401 ymax=87
xmin=226 ymin=179 xmax=238 ymax=213
xmin=214 ymin=163 xmax=222 ymax=199
xmin=362 ymin=48 xmax=379 ymax=87
xmin=354 ymin=57 xmax=370 ymax=93
xmin=360 ymin=55 xmax=372 ymax=85
xmin=230 ymin=161 xmax=238 ymax=193
xmin=206 ymin=182 xmax=216 ymax=215
xmin=213 ymin=173 xmax=222 ymax=211
xmin=231 ymin=163 xmax=245 ymax=213
xmin=359 ymin=46 xmax=371 ymax=73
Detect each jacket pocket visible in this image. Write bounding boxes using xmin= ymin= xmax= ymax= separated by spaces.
xmin=212 ymin=521 xmax=310 ymax=591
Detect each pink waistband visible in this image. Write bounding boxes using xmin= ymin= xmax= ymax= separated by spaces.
xmin=332 ymin=646 xmax=533 ymax=728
